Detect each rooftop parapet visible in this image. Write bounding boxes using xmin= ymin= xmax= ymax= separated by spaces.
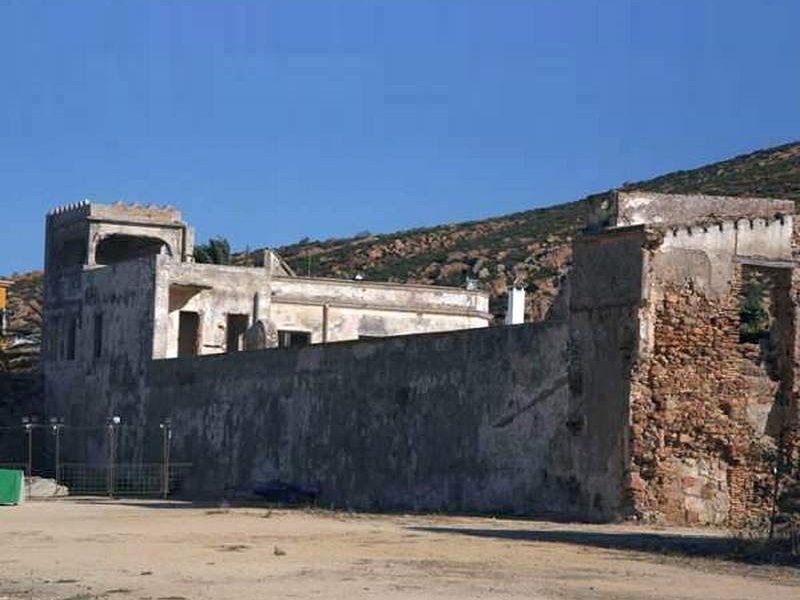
xmin=47 ymin=201 xmax=183 ymax=227
xmin=587 ymin=191 xmax=795 ymax=232
xmin=45 ymin=200 xmax=194 ymax=272
xmin=46 ymin=200 xmax=91 ymax=226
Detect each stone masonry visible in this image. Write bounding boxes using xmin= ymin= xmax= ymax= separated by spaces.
xmin=38 ymin=192 xmax=800 ymax=526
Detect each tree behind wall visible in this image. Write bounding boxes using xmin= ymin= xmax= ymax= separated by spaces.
xmin=739 ymin=279 xmax=770 ymax=343
xmin=193 ymin=238 xmax=231 ymax=265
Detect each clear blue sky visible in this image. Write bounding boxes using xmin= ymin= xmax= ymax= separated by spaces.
xmin=1 ymin=0 xmax=799 ymax=275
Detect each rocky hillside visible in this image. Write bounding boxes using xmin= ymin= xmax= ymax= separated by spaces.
xmin=259 ymin=141 xmax=800 ymax=320
xmin=1 ymin=271 xmax=43 ymax=372
xmin=253 ymin=199 xmax=583 ymax=320
xmin=3 ymin=141 xmax=799 ymax=371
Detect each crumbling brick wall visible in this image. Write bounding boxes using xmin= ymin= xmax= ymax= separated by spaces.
xmin=629 ymin=262 xmax=797 ymax=526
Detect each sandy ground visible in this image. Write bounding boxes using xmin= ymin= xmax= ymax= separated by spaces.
xmin=0 ymin=499 xmax=798 ymax=600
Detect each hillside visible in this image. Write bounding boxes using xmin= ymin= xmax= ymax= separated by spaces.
xmin=1 ymin=271 xmax=42 ymax=371
xmin=263 ymin=141 xmax=800 ymax=319
xmin=3 ymin=141 xmax=799 ymax=371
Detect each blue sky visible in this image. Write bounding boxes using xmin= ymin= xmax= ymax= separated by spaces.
xmin=1 ymin=0 xmax=799 ymax=274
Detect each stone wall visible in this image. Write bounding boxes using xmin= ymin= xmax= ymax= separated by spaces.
xmin=42 ymin=246 xmax=633 ymax=521
xmin=568 ymin=227 xmax=647 ymax=520
xmin=138 ymin=322 xmax=610 ymax=516
xmin=43 ymin=257 xmax=158 ymax=432
xmin=629 ymin=240 xmax=797 ymax=525
xmin=36 ymin=195 xmax=800 ymax=526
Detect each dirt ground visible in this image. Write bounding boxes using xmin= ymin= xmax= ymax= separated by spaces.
xmin=0 ymin=499 xmax=798 ymax=600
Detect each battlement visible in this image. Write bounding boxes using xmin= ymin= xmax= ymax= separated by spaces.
xmin=46 ymin=200 xmax=92 ymax=226
xmin=47 ymin=200 xmax=183 ymax=228
xmin=588 ymin=191 xmax=795 ymax=232
xmin=45 ymin=201 xmax=194 ymax=273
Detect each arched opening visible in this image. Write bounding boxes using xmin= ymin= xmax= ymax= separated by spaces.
xmin=95 ymin=234 xmax=172 ymax=265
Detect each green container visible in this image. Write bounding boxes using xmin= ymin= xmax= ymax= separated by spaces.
xmin=0 ymin=469 xmax=24 ymax=505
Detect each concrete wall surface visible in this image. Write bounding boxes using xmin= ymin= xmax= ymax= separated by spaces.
xmin=152 ymin=258 xmax=491 ymax=357
xmin=138 ymin=322 xmax=620 ymax=517
xmin=43 ymin=257 xmax=158 ymax=429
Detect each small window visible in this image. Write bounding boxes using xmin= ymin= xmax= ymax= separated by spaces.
xmin=59 ymin=239 xmax=87 ymax=269
xmin=278 ymin=330 xmax=311 ymax=349
xmin=226 ymin=314 xmax=249 ymax=353
xmin=66 ymin=317 xmax=78 ymax=361
xmin=93 ymin=313 xmax=103 ymax=358
xmin=49 ymin=315 xmax=61 ymax=359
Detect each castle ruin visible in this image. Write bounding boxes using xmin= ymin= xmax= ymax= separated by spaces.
xmin=41 ymin=192 xmax=799 ymax=525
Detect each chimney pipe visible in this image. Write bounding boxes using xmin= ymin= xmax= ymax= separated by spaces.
xmin=505 ymin=287 xmax=525 ymax=325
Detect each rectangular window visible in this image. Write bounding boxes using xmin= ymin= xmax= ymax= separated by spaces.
xmin=49 ymin=315 xmax=61 ymax=360
xmin=93 ymin=313 xmax=103 ymax=358
xmin=66 ymin=317 xmax=77 ymax=361
xmin=178 ymin=311 xmax=200 ymax=357
xmin=278 ymin=330 xmax=311 ymax=349
xmin=226 ymin=314 xmax=249 ymax=353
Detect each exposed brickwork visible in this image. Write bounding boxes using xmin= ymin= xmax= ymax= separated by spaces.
xmin=628 ymin=263 xmax=797 ymax=526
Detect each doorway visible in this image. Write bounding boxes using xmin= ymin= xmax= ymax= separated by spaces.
xmin=226 ymin=314 xmax=249 ymax=352
xmin=178 ymin=311 xmax=200 ymax=357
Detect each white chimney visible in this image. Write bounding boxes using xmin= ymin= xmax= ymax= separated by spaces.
xmin=505 ymin=287 xmax=525 ymax=325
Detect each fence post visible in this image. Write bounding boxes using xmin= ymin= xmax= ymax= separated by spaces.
xmin=106 ymin=416 xmax=120 ymax=497
xmin=21 ymin=416 xmax=35 ymax=477
xmin=50 ymin=417 xmax=64 ymax=482
xmin=160 ymin=418 xmax=172 ymax=499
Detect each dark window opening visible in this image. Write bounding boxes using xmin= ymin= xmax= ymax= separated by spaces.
xmin=278 ymin=330 xmax=311 ymax=349
xmin=49 ymin=316 xmax=61 ymax=359
xmin=58 ymin=239 xmax=87 ymax=269
xmin=95 ymin=234 xmax=171 ymax=265
xmin=93 ymin=313 xmax=103 ymax=358
xmin=226 ymin=314 xmax=249 ymax=353
xmin=66 ymin=318 xmax=77 ymax=361
xmin=178 ymin=311 xmax=200 ymax=357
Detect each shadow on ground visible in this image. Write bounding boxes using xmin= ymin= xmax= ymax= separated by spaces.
xmin=66 ymin=497 xmax=315 ymax=510
xmin=408 ymin=526 xmax=799 ymax=567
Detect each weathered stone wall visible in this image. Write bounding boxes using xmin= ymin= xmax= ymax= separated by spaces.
xmin=138 ymin=322 xmax=605 ymax=516
xmin=36 ymin=195 xmax=800 ymax=526
xmin=43 ymin=257 xmax=157 ymax=435
xmin=568 ymin=227 xmax=647 ymax=520
xmin=629 ymin=222 xmax=798 ymax=526
xmin=103 ymin=226 xmax=641 ymax=520
xmin=42 ymin=245 xmax=632 ymax=521
xmin=112 ymin=232 xmax=641 ymax=521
